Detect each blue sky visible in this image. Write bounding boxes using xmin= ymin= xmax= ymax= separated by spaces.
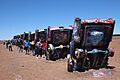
xmin=0 ymin=0 xmax=120 ymax=40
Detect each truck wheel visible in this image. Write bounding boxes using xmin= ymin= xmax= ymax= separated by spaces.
xmin=67 ymin=60 xmax=73 ymax=72
xmin=83 ymin=58 xmax=90 ymax=70
xmin=101 ymin=57 xmax=108 ymax=68
xmin=46 ymin=51 xmax=50 ymax=60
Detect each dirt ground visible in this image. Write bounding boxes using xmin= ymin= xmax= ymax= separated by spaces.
xmin=0 ymin=36 xmax=120 ymax=80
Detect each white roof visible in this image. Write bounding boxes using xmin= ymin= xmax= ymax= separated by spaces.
xmin=39 ymin=29 xmax=45 ymax=32
xmin=49 ymin=26 xmax=73 ymax=30
xmin=31 ymin=32 xmax=35 ymax=34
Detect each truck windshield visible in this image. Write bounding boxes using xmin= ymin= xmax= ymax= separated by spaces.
xmin=84 ymin=24 xmax=112 ymax=47
xmin=39 ymin=31 xmax=46 ymax=41
xmin=51 ymin=30 xmax=70 ymax=45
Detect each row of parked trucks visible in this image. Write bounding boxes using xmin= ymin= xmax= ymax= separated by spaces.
xmin=13 ymin=17 xmax=115 ymax=72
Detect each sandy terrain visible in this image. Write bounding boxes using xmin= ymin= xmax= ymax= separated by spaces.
xmin=0 ymin=36 xmax=120 ymax=80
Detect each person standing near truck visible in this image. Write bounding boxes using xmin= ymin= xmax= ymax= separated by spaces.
xmin=24 ymin=39 xmax=30 ymax=55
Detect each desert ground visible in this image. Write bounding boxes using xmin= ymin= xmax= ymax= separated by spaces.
xmin=0 ymin=36 xmax=120 ymax=80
